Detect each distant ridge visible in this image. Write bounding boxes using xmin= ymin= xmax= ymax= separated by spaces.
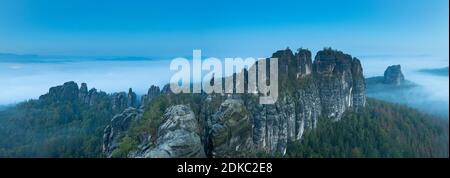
xmin=418 ymin=67 xmax=449 ymax=76
xmin=0 ymin=52 xmax=156 ymax=63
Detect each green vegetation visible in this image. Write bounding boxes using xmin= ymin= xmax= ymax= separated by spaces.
xmin=0 ymin=87 xmax=448 ymax=158
xmin=419 ymin=67 xmax=449 ymax=76
xmin=286 ymin=98 xmax=449 ymax=158
xmin=0 ymin=95 xmax=113 ymax=157
xmin=117 ymin=93 xmax=206 ymax=151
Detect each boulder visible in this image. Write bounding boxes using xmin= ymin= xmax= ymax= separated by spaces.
xmin=142 ymin=105 xmax=206 ymax=158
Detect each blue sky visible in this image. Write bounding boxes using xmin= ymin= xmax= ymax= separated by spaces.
xmin=0 ymin=0 xmax=448 ymax=58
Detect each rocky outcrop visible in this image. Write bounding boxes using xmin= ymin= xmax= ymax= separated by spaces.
xmin=127 ymin=88 xmax=137 ymax=108
xmin=40 ymin=81 xmax=80 ymax=102
xmin=75 ymin=83 xmax=106 ymax=106
xmin=103 ymin=107 xmax=143 ymax=157
xmin=206 ymin=99 xmax=253 ymax=157
xmin=383 ymin=65 xmax=404 ymax=86
xmin=140 ymin=85 xmax=161 ymax=108
xmin=295 ymin=48 xmax=313 ymax=78
xmin=137 ymin=105 xmax=205 ymax=158
xmin=79 ymin=83 xmax=88 ymax=101
xmin=40 ymin=81 xmax=139 ymax=112
xmin=110 ymin=89 xmax=138 ymax=112
xmin=351 ymin=59 xmax=366 ymax=111
xmin=104 ymin=47 xmax=367 ymax=157
xmin=200 ymin=48 xmax=364 ymax=155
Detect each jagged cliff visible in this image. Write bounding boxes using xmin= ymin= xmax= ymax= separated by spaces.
xmin=1 ymin=48 xmax=448 ymax=158
xmin=383 ymin=65 xmax=405 ymax=86
xmin=365 ymin=64 xmax=414 ymax=90
xmin=102 ymin=47 xmax=367 ymax=157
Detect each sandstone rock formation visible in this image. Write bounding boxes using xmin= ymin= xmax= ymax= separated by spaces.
xmin=103 ymin=107 xmax=143 ymax=157
xmin=104 ymin=47 xmax=367 ymax=157
xmin=383 ymin=65 xmax=405 ymax=86
xmin=140 ymin=85 xmax=161 ymax=108
xmin=137 ymin=105 xmax=206 ymax=158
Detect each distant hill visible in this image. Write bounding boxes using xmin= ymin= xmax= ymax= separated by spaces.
xmin=366 ymin=65 xmax=448 ymax=118
xmin=419 ymin=67 xmax=449 ymax=76
xmin=0 ymin=48 xmax=448 ymax=158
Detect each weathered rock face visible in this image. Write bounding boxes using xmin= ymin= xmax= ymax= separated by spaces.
xmin=195 ymin=48 xmax=363 ymax=155
xmin=40 ymin=81 xmax=80 ymax=102
xmin=351 ymin=59 xmax=366 ymax=111
xmin=139 ymin=105 xmax=206 ymax=158
xmin=110 ymin=89 xmax=138 ymax=113
xmin=295 ymin=48 xmax=313 ymax=78
xmin=79 ymin=83 xmax=88 ymax=101
xmin=103 ymin=107 xmax=143 ymax=157
xmin=206 ymin=99 xmax=253 ymax=157
xmin=40 ymin=81 xmax=125 ymax=110
xmin=293 ymin=79 xmax=322 ymax=139
xmin=273 ymin=48 xmax=295 ymax=77
xmin=104 ymin=47 xmax=367 ymax=157
xmin=85 ymin=88 xmax=107 ymax=106
xmin=250 ymin=96 xmax=295 ymax=154
xmin=140 ymin=85 xmax=161 ymax=108
xmin=383 ymin=65 xmax=405 ymax=86
xmin=42 ymin=82 xmax=139 ymax=113
xmin=313 ymin=48 xmax=365 ymax=120
xmin=110 ymin=92 xmax=128 ymax=112
xmin=161 ymin=84 xmax=173 ymax=94
xmin=127 ymin=88 xmax=137 ymax=108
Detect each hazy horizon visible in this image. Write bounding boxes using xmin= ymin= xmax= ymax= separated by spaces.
xmin=1 ymin=0 xmax=449 ymax=117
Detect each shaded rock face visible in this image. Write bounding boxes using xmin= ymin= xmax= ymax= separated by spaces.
xmin=224 ymin=82 xmax=321 ymax=155
xmin=139 ymin=105 xmax=205 ymax=158
xmin=103 ymin=107 xmax=143 ymax=157
xmin=161 ymin=84 xmax=173 ymax=94
xmin=110 ymin=89 xmax=138 ymax=113
xmin=127 ymin=88 xmax=137 ymax=108
xmin=206 ymin=99 xmax=253 ymax=158
xmin=313 ymin=48 xmax=366 ymax=119
xmin=140 ymin=85 xmax=161 ymax=108
xmin=198 ymin=48 xmax=364 ymax=155
xmin=383 ymin=65 xmax=405 ymax=86
xmin=272 ymin=48 xmax=313 ymax=83
xmin=40 ymin=81 xmax=139 ymax=113
xmin=104 ymin=47 xmax=367 ymax=157
xmin=111 ymin=92 xmax=128 ymax=112
xmin=351 ymin=59 xmax=366 ymax=112
xmin=295 ymin=49 xmax=313 ymax=78
xmin=40 ymin=81 xmax=80 ymax=103
xmin=273 ymin=48 xmax=295 ymax=77
xmin=79 ymin=83 xmax=88 ymax=101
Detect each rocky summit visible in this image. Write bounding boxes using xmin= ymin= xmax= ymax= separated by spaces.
xmin=133 ymin=105 xmax=205 ymax=158
xmin=101 ymin=47 xmax=367 ymax=157
xmin=383 ymin=65 xmax=405 ymax=86
xmin=0 ymin=47 xmax=447 ymax=158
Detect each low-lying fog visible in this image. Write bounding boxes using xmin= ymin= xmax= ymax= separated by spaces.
xmin=0 ymin=54 xmax=448 ymax=118
xmin=361 ymin=55 xmax=448 ymax=118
